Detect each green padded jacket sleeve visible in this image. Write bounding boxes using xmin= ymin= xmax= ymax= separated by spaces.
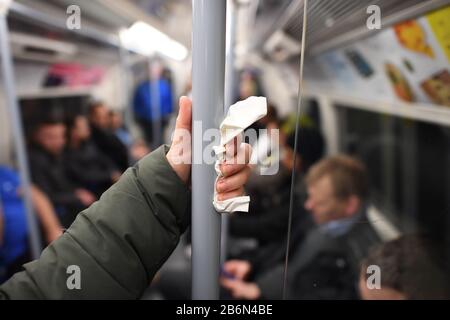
xmin=0 ymin=145 xmax=190 ymax=299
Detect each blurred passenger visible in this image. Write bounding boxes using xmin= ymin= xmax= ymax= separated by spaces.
xmin=109 ymin=110 xmax=132 ymax=148
xmin=30 ymin=186 xmax=63 ymax=244
xmin=229 ymin=105 xmax=324 ymax=246
xmin=0 ymin=97 xmax=253 ymax=299
xmin=133 ymin=63 xmax=174 ymax=145
xmin=89 ymin=102 xmax=129 ymax=172
xmin=66 ymin=115 xmax=121 ymax=197
xmin=230 ymin=115 xmax=293 ymax=245
xmin=287 ymin=126 xmax=325 ymax=174
xmin=247 ymin=103 xmax=279 ymax=138
xmin=1 ymin=166 xmax=63 ymax=284
xmin=222 ymin=155 xmax=380 ymax=299
xmin=130 ymin=139 xmax=151 ymax=163
xmin=108 ymin=110 xmax=152 ymax=163
xmin=238 ymin=69 xmax=264 ymax=101
xmin=359 ymin=234 xmax=450 ymax=300
xmin=28 ymin=119 xmax=95 ymax=227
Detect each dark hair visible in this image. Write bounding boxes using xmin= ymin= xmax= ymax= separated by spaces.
xmin=361 ymin=234 xmax=450 ymax=299
xmin=88 ymin=101 xmax=105 ymax=116
xmin=306 ymin=155 xmax=367 ymax=201
xmin=288 ymin=127 xmax=325 ymax=172
xmin=266 ymin=104 xmax=279 ymax=123
xmin=65 ymin=114 xmax=87 ymax=140
xmin=32 ymin=117 xmax=65 ymax=134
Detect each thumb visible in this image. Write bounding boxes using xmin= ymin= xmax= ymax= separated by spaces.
xmin=166 ymin=96 xmax=192 ymax=185
xmin=175 ymin=96 xmax=192 ymax=132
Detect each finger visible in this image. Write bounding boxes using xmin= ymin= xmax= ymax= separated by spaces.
xmin=223 ymin=262 xmax=236 ymax=273
xmin=217 ymin=187 xmax=245 ymax=201
xmin=216 ymin=166 xmax=251 ymax=193
xmin=220 ymin=278 xmax=238 ymax=291
xmin=223 ymin=263 xmax=245 ymax=279
xmin=219 ymin=162 xmax=246 ymax=178
xmin=225 ymin=134 xmax=243 ymax=159
xmin=223 ymin=261 xmax=242 ymax=273
xmin=219 ymin=143 xmax=252 ymax=175
xmin=175 ymin=96 xmax=192 ymax=131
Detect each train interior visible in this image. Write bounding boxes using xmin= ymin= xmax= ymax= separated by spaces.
xmin=0 ymin=0 xmax=449 ymax=300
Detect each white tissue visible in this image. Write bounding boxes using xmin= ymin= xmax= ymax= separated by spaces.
xmin=213 ymin=96 xmax=267 ymax=213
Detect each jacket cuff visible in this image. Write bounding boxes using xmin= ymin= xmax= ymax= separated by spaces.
xmin=135 ymin=145 xmax=191 ymax=233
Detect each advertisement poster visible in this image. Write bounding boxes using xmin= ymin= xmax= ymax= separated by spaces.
xmin=314 ymin=5 xmax=450 ymax=108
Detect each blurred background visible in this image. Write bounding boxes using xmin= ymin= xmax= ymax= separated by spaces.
xmin=0 ymin=0 xmax=449 ymax=299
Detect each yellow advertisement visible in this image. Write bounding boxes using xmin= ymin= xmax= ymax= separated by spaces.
xmin=394 ymin=20 xmax=435 ymax=58
xmin=427 ymin=6 xmax=450 ymax=62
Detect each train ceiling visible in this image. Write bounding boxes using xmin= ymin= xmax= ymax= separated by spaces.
xmin=6 ymin=0 xmax=450 ymax=62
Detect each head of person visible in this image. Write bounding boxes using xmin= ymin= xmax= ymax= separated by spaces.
xmin=239 ymin=69 xmax=261 ymax=99
xmin=288 ymin=127 xmax=325 ymax=173
xmin=67 ymin=115 xmax=91 ymax=145
xmin=359 ymin=234 xmax=450 ymax=300
xmin=304 ymin=155 xmax=368 ymax=225
xmin=33 ymin=119 xmax=66 ymax=156
xmin=109 ymin=111 xmax=124 ymax=131
xmin=89 ymin=102 xmax=109 ymax=129
xmin=257 ymin=103 xmax=279 ymax=128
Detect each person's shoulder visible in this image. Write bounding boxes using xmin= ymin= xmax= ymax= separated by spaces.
xmin=28 ymin=146 xmax=48 ymax=163
xmin=302 ymin=228 xmax=343 ymax=257
xmin=346 ymin=214 xmax=381 ymax=247
xmin=341 ymin=215 xmax=382 ymax=264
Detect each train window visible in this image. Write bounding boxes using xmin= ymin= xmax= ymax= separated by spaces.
xmin=337 ymin=106 xmax=450 ymax=238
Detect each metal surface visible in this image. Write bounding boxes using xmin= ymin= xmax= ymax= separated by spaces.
xmin=283 ymin=0 xmax=308 ymax=300
xmin=9 ymin=1 xmax=120 ymax=47
xmin=119 ymin=41 xmax=136 ymax=140
xmin=308 ymin=0 xmax=450 ymax=54
xmin=191 ymin=0 xmax=226 ymax=300
xmin=0 ymin=10 xmax=42 ymax=260
xmin=148 ymin=58 xmax=162 ymax=149
xmin=257 ymin=0 xmax=449 ymax=55
xmin=220 ymin=0 xmax=237 ymax=266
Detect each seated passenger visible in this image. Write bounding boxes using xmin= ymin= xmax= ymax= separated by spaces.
xmin=65 ymin=115 xmax=121 ymax=197
xmin=0 ymin=166 xmax=62 ymax=283
xmin=0 ymin=97 xmax=252 ymax=299
xmin=89 ymin=102 xmax=129 ymax=172
xmin=109 ymin=111 xmax=151 ymax=163
xmin=28 ymin=119 xmax=96 ymax=227
xmin=109 ymin=110 xmax=132 ymax=148
xmin=230 ymin=117 xmax=292 ymax=245
xmin=221 ymin=155 xmax=381 ymax=299
xmin=229 ymin=111 xmax=324 ymax=246
xmin=359 ymin=234 xmax=450 ymax=300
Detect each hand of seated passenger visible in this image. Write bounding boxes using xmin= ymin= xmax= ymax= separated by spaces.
xmin=223 ymin=260 xmax=252 ymax=280
xmin=220 ymin=277 xmax=261 ymax=300
xmin=166 ymin=96 xmax=252 ymax=201
xmin=75 ymin=188 xmax=96 ymax=206
xmin=111 ymin=171 xmax=122 ymax=183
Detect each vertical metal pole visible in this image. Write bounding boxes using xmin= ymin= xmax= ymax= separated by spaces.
xmin=148 ymin=58 xmax=162 ymax=149
xmin=318 ymin=95 xmax=339 ymax=155
xmin=0 ymin=9 xmax=42 ymax=259
xmin=192 ymin=0 xmax=226 ymax=300
xmin=119 ymin=42 xmax=135 ymax=138
xmin=220 ymin=0 xmax=237 ymax=265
